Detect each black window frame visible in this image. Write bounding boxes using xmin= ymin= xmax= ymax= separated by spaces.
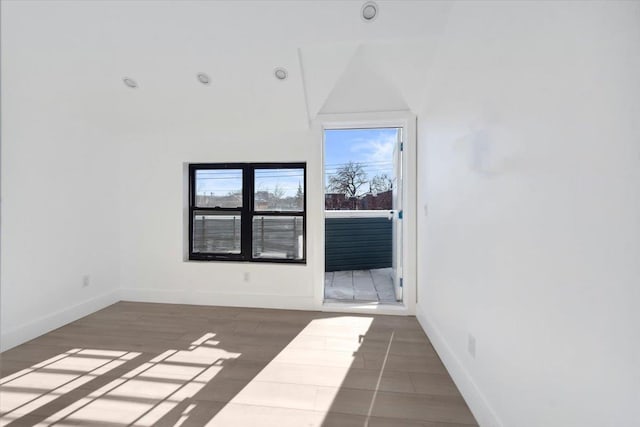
xmin=188 ymin=162 xmax=306 ymax=264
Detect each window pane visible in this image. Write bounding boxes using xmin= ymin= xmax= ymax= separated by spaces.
xmin=252 ymin=216 xmax=303 ymax=260
xmin=195 ymin=169 xmax=243 ymax=208
xmin=254 ymin=168 xmax=304 ymax=211
xmin=193 ymin=211 xmax=241 ymax=254
xmin=324 ymin=128 xmax=398 ymax=211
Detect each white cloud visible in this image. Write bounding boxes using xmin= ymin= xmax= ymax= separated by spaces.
xmin=350 ymin=132 xmax=396 ymax=164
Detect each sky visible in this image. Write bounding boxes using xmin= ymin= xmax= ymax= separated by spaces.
xmin=195 ymin=127 xmax=399 ymax=198
xmin=324 ymin=127 xmax=398 ymax=190
xmin=196 ymin=169 xmax=303 ymax=198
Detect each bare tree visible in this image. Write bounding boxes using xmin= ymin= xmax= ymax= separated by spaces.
xmin=272 ymin=184 xmax=285 ymax=200
xmin=295 ymin=182 xmax=304 ymax=208
xmin=328 ymin=161 xmax=369 ymax=197
xmin=370 ymin=173 xmax=393 ymax=194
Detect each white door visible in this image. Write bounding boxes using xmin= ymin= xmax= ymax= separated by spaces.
xmin=391 ymin=128 xmax=403 ymax=301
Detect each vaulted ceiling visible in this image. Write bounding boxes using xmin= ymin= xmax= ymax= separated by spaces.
xmin=2 ymin=0 xmax=453 ymax=134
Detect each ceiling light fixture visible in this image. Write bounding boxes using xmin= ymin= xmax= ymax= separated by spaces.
xmin=361 ymin=1 xmax=378 ymax=22
xmin=197 ymin=72 xmax=210 ymax=85
xmin=274 ymin=67 xmax=288 ymax=80
xmin=123 ymin=77 xmax=138 ymax=88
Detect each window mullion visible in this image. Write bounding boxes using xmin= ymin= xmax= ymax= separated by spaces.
xmin=241 ymin=165 xmax=253 ymax=261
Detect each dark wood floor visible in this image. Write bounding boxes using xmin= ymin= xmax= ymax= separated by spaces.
xmin=0 ymin=302 xmax=477 ymax=426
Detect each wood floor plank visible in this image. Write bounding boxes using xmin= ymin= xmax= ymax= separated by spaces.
xmin=0 ymin=302 xmax=477 ymax=426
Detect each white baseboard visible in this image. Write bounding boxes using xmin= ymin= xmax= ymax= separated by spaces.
xmin=120 ymin=288 xmax=316 ymax=311
xmin=0 ymin=290 xmax=120 ymax=352
xmin=415 ymin=303 xmax=502 ymax=427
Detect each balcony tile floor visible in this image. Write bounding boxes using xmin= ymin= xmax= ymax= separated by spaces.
xmin=324 ymin=268 xmax=398 ymax=303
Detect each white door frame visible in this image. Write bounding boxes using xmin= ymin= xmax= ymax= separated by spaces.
xmin=313 ymin=111 xmax=417 ymax=316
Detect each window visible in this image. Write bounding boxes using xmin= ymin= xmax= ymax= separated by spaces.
xmin=189 ymin=163 xmax=306 ymax=263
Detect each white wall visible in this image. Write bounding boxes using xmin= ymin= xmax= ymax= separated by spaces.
xmin=117 ymin=126 xmax=322 ymax=310
xmin=0 ymin=3 xmax=122 ymax=350
xmin=416 ymin=1 xmax=640 ymax=426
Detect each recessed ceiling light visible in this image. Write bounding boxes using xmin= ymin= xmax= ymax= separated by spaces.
xmin=197 ymin=72 xmax=210 ymax=85
xmin=274 ymin=67 xmax=288 ymax=80
xmin=361 ymin=1 xmax=378 ymax=22
xmin=123 ymin=77 xmax=138 ymax=88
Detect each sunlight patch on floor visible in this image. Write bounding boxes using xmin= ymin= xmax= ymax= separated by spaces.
xmin=0 ymin=348 xmax=137 ymax=420
xmin=0 ymin=333 xmax=240 ymax=426
xmin=205 ymin=316 xmax=373 ymax=427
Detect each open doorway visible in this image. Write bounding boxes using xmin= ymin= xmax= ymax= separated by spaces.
xmin=323 ymin=127 xmax=403 ymax=304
